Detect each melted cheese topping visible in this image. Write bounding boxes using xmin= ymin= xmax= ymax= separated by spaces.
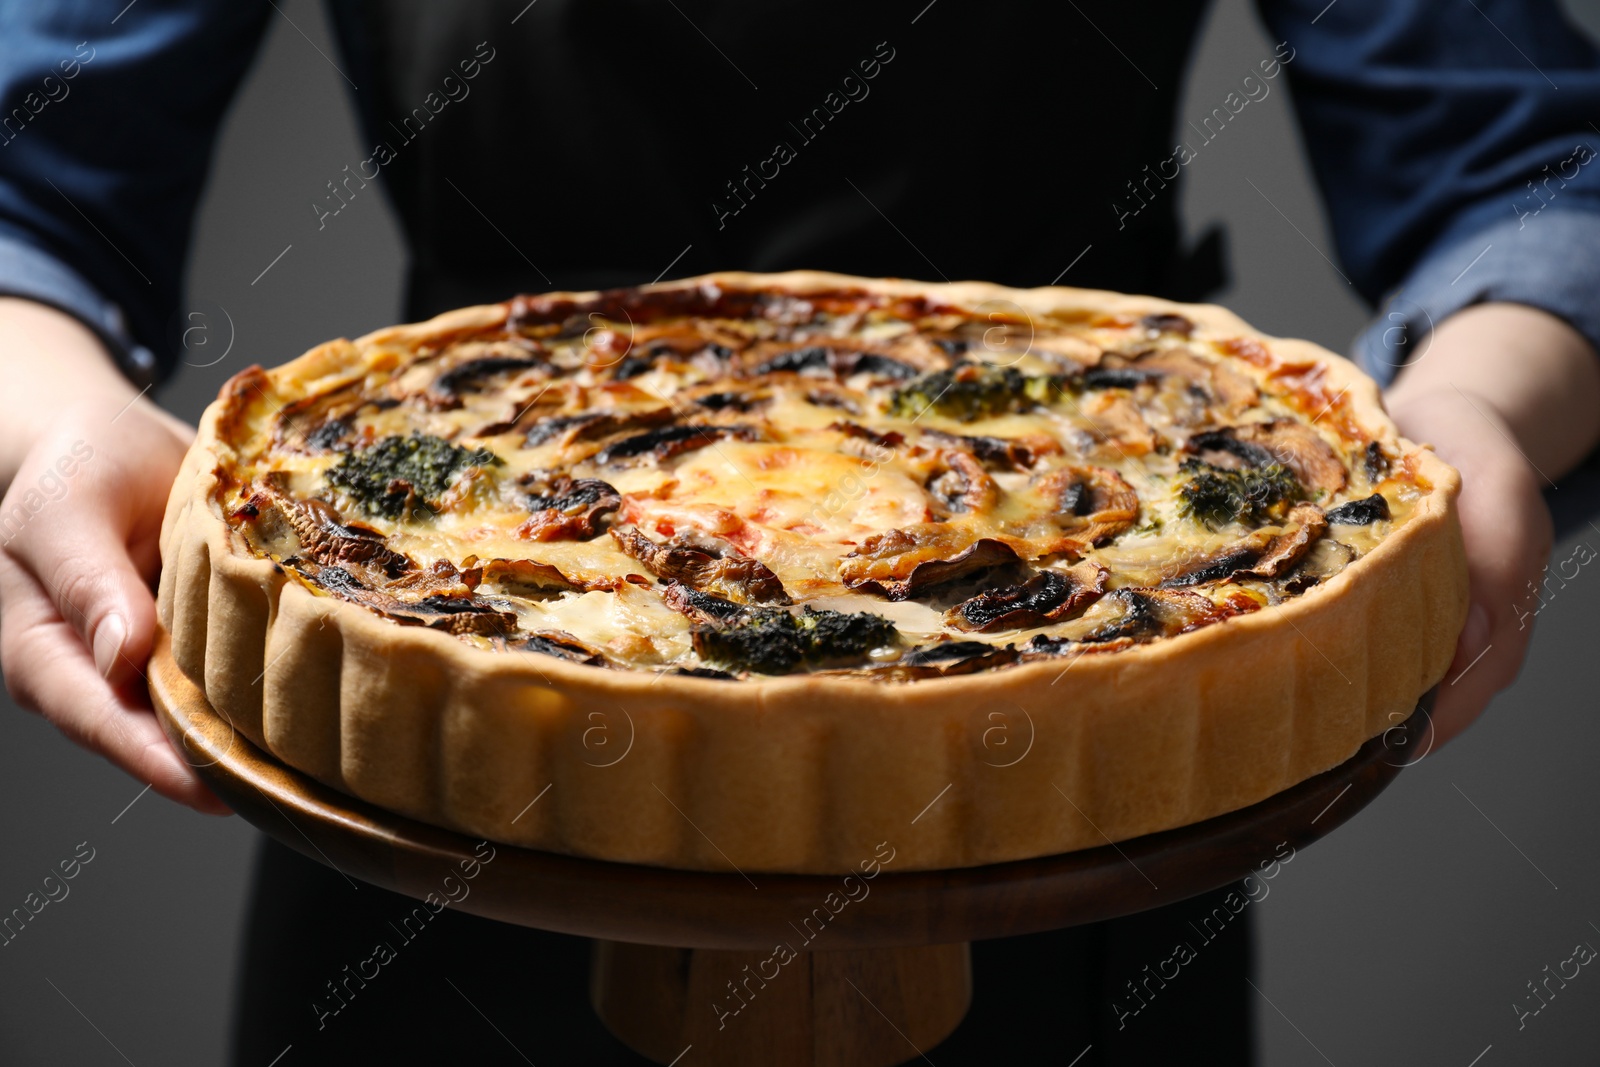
xmin=215 ymin=288 xmax=1420 ymax=679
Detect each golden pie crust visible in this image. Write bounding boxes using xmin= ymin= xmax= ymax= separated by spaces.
xmin=156 ymin=272 xmax=1467 ymax=873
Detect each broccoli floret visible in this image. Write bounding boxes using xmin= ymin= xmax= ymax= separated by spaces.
xmin=694 ymin=611 xmax=806 ymax=674
xmin=1176 ymin=460 xmax=1301 ymax=529
xmin=889 ymin=364 xmax=1047 ymax=422
xmin=326 ymin=432 xmax=501 ymax=519
xmin=794 ymin=606 xmax=898 ymax=658
xmin=692 ymin=606 xmax=898 ymax=675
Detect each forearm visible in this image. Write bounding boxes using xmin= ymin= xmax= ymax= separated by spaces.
xmin=1386 ymin=302 xmax=1600 ymax=482
xmin=0 ymin=298 xmax=147 ymax=488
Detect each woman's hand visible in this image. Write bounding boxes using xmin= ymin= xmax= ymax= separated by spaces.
xmin=1385 ymin=387 xmax=1552 ymax=746
xmin=1385 ymin=302 xmax=1600 ymax=746
xmin=0 ymin=300 xmax=227 ymax=813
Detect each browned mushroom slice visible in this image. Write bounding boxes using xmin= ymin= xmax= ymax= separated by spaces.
xmin=524 ymin=407 xmax=674 ymax=448
xmin=242 ymin=486 xmax=415 ymax=578
xmin=1221 ymin=420 xmax=1347 ymax=494
xmin=662 ymin=581 xmax=749 ymax=624
xmin=1080 ymin=587 xmax=1231 ymax=644
xmin=593 ymin=423 xmax=758 ymax=465
xmin=920 ymin=428 xmax=1056 ymax=471
xmin=746 ymin=344 xmax=919 ymax=381
xmin=839 ymin=525 xmax=1019 ymax=601
xmin=691 ymin=386 xmax=771 ymax=413
xmin=1325 ymin=493 xmax=1390 ymax=526
xmin=424 ymin=355 xmax=543 ymax=409
xmin=1134 ymin=348 xmax=1258 ymax=413
xmin=1161 ymin=502 xmax=1327 ymax=587
xmin=513 ymin=474 xmax=620 ymax=541
xmin=269 ymin=378 xmax=368 ymax=453
xmin=946 ymin=560 xmax=1109 ymax=632
xmin=1077 ymin=363 xmax=1163 ymax=391
xmin=505 ymin=630 xmax=608 ymax=666
xmin=829 ymin=421 xmax=907 ymax=452
xmin=1081 ymin=392 xmax=1158 ymax=456
xmin=1241 ymin=502 xmax=1327 ymax=579
xmin=474 ymin=557 xmax=614 ymax=595
xmin=610 ymin=525 xmax=790 ymax=605
xmin=306 ymin=565 xmax=517 ymax=637
xmin=889 ymin=640 xmax=1021 ymax=679
xmin=925 ymin=449 xmax=999 ymax=516
xmin=1141 ymin=312 xmax=1195 ymax=337
xmin=387 ymin=557 xmax=476 ymax=597
xmin=1034 ymin=466 xmax=1141 ymax=549
xmin=1183 ymin=428 xmax=1277 ymax=470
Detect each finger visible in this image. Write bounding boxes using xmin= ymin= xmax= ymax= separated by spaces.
xmin=1428 ymin=488 xmax=1552 ymax=745
xmin=0 ymin=558 xmax=230 ymax=815
xmin=4 ymin=467 xmax=164 ymax=692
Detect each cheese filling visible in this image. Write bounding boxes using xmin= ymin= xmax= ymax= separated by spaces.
xmin=216 ymin=286 xmax=1420 ymax=680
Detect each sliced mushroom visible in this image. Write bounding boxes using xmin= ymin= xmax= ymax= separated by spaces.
xmin=505 ymin=630 xmax=608 ymax=666
xmin=513 ymin=474 xmax=620 ymax=541
xmin=1193 ymin=420 xmax=1346 ymax=495
xmin=306 ymin=564 xmax=517 ymax=637
xmin=523 ymin=407 xmax=673 ymax=448
xmin=1134 ymin=348 xmax=1258 ymax=414
xmin=749 ymin=345 xmax=919 ymax=381
xmin=425 ymin=356 xmax=543 ymax=409
xmin=1033 ymin=465 xmax=1141 ymax=550
xmin=1363 ymin=442 xmax=1390 ymax=483
xmin=830 ymin=421 xmax=907 ymax=452
xmin=1077 ymin=363 xmax=1162 ymax=391
xmin=1081 ymin=392 xmax=1158 ymax=456
xmin=890 ymin=640 xmax=1021 ymax=678
xmin=848 ymin=353 xmax=921 ymax=380
xmin=1185 ymin=428 xmax=1277 ymax=470
xmin=243 ymin=486 xmax=415 ymax=578
xmin=839 ymin=525 xmax=1019 ymax=601
xmin=1279 ymin=537 xmax=1357 ymax=594
xmin=1242 ymin=503 xmax=1328 ymax=578
xmin=752 ymin=345 xmax=834 ymax=376
xmin=387 ymin=557 xmax=477 ymax=598
xmin=925 ymin=449 xmax=999 ymax=515
xmin=1162 ymin=502 xmax=1327 ymax=586
xmin=945 ymin=560 xmax=1109 ymax=632
xmin=1326 ymin=493 xmax=1390 ymax=526
xmin=692 ymin=388 xmax=771 ymax=413
xmin=920 ymin=428 xmax=1056 ymax=471
xmin=662 ymin=581 xmax=749 ymax=624
xmin=610 ymin=525 xmax=790 ymax=605
xmin=1140 ymin=313 xmax=1195 ymax=337
xmin=1079 ymin=587 xmax=1230 ymax=644
xmin=593 ymin=423 xmax=758 ymax=465
xmin=475 ymin=557 xmax=614 ymax=595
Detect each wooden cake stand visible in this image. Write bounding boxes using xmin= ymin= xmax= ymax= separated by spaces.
xmin=149 ymin=638 xmax=1430 ymax=1066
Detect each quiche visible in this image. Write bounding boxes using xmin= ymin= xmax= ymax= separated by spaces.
xmin=156 ymin=272 xmax=1466 ymax=873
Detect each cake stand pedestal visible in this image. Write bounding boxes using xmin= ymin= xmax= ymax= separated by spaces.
xmin=148 ymin=636 xmax=1429 ymax=1067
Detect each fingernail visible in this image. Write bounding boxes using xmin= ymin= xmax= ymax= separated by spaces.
xmin=94 ymin=614 xmax=126 ymax=679
xmin=1460 ymin=603 xmax=1490 ymax=661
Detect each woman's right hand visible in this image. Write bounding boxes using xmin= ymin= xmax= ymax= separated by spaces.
xmin=0 ymin=300 xmax=228 ymax=814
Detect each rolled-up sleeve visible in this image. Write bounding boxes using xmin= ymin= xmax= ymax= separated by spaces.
xmin=0 ymin=1 xmax=270 ymax=382
xmin=1257 ymin=0 xmax=1600 ymax=383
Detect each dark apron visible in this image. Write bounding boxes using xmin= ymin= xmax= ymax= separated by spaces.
xmin=232 ymin=4 xmax=1250 ymax=1063
xmin=325 ymin=0 xmax=1224 ymax=316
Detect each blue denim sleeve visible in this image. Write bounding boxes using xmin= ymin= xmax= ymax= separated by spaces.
xmin=1256 ymin=0 xmax=1600 ymax=383
xmin=0 ymin=2 xmax=270 ymax=382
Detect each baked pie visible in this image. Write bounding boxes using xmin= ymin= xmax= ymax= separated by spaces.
xmin=157 ymin=272 xmax=1466 ymax=872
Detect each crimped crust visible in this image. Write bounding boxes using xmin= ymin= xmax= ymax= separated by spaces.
xmin=155 ymin=272 xmax=1467 ymax=873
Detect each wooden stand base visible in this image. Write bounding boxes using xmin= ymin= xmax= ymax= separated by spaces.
xmin=592 ymin=941 xmax=971 ymax=1066
xmin=147 ymin=633 xmax=1426 ymax=1066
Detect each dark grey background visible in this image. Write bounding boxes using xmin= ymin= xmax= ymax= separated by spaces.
xmin=3 ymin=1 xmax=1599 ymax=1063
